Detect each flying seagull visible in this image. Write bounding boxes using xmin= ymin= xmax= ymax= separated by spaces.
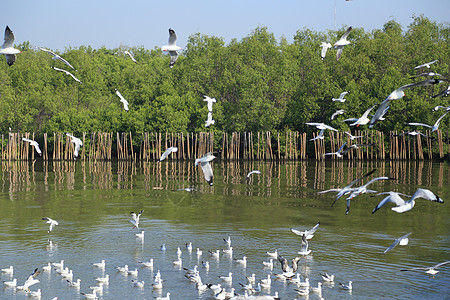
xmin=334 ymin=26 xmax=352 ymax=60
xmin=393 ymin=131 xmax=429 ymax=138
xmin=320 ymin=42 xmax=332 ymax=60
xmin=383 ymin=232 xmax=412 ymax=254
xmin=309 ymin=129 xmax=325 ymax=141
xmin=205 ymin=111 xmax=215 ymax=127
xmin=414 ymin=60 xmax=438 ymax=69
xmin=39 ymin=47 xmax=76 ymax=70
xmin=115 ymin=89 xmax=129 ymax=111
xmin=431 ymin=86 xmax=450 ymax=98
xmin=159 ymin=147 xmax=178 ymax=162
xmin=372 ymin=188 xmax=443 ymax=214
xmin=51 ymin=66 xmax=82 ymax=83
xmin=331 ymin=109 xmax=345 ymax=120
xmin=130 ymin=210 xmax=144 ymax=229
xmin=114 ymin=50 xmax=137 ymax=63
xmin=22 ymin=138 xmax=42 ymax=156
xmin=203 ymin=95 xmax=216 ymax=112
xmin=66 ymin=133 xmax=83 ymax=160
xmin=347 ymin=105 xmax=376 ymax=127
xmin=305 ymin=122 xmax=338 ymax=131
xmin=17 ymin=268 xmax=40 ymax=292
xmin=369 ymin=79 xmax=445 ymax=128
xmin=410 ymin=72 xmax=442 ymax=79
xmin=332 ymin=91 xmax=350 ymax=102
xmin=324 ymin=142 xmax=347 ymax=158
xmin=195 ymin=152 xmax=215 ymax=185
xmin=42 ymin=217 xmax=59 ymax=233
xmin=407 ymin=111 xmax=449 ymax=132
xmin=401 ymin=261 xmax=450 ymax=278
xmin=161 ymin=28 xmax=182 ymax=68
xmin=0 ymin=26 xmax=20 ymax=66
xmin=344 ymin=131 xmax=364 ymax=140
xmin=291 ymin=222 xmax=320 ymax=240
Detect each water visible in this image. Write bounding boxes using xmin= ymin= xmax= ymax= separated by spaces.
xmin=0 ymin=160 xmax=449 ymax=300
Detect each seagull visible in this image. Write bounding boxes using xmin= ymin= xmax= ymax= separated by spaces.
xmin=1 ymin=265 xmax=13 ymax=274
xmin=66 ymin=133 xmax=83 ymax=159
xmin=384 ymin=232 xmax=412 ymax=253
xmin=89 ymin=283 xmax=103 ymax=294
xmin=116 ymin=265 xmax=128 ymax=273
xmin=294 ymin=287 xmax=309 ymax=296
xmin=52 ymin=260 xmax=64 ymax=270
xmin=340 ymin=281 xmax=353 ymax=290
xmin=372 ymin=188 xmax=444 ymax=213
xmin=260 ymin=274 xmax=272 ymax=288
xmin=128 ymin=268 xmax=139 ymax=276
xmin=22 ymin=138 xmax=42 ymax=156
xmin=39 ymin=47 xmax=76 ymax=70
xmin=414 ymin=59 xmax=438 ymax=69
xmin=298 ymin=234 xmax=312 ymax=255
xmin=321 ymin=272 xmax=335 ymax=282
xmin=139 ymin=259 xmax=154 ymax=268
xmin=196 ymin=152 xmax=215 ymax=185
xmin=0 ymin=26 xmax=21 ymax=66
xmin=135 ymin=230 xmax=145 ymax=239
xmin=222 ymin=247 xmax=233 ymax=255
xmin=19 ymin=268 xmax=40 ymax=292
xmin=42 ymin=263 xmax=52 ymax=272
xmin=155 ymin=292 xmax=171 ymax=300
xmin=311 ymin=282 xmax=322 ymax=294
xmin=433 ymin=105 xmax=450 ymax=111
xmin=95 ymin=274 xmax=109 ymax=284
xmin=305 ymin=122 xmax=338 ymax=131
xmin=324 ymin=142 xmax=347 ymax=158
xmin=263 ymin=258 xmax=274 ymax=269
xmin=205 ymin=111 xmax=215 ymax=127
xmin=173 ymin=257 xmax=182 ymax=266
xmin=219 ymin=272 xmax=233 ymax=282
xmin=203 ymin=95 xmax=216 ymax=112
xmin=246 ymin=170 xmax=261 ymax=181
xmin=334 ymin=26 xmax=352 ymax=60
xmin=370 ymin=79 xmax=445 ymax=128
xmin=160 ymin=244 xmax=166 ymax=251
xmin=431 ymin=86 xmax=450 ymax=98
xmin=348 ymin=105 xmax=376 ymax=127
xmin=209 ymin=250 xmax=220 ymax=258
xmin=42 ymin=217 xmax=59 ymax=233
xmin=344 ymin=131 xmax=364 ymax=140
xmin=401 ymin=261 xmax=450 ymax=278
xmin=331 ymin=109 xmax=345 ymax=120
xmin=114 ymin=50 xmax=137 ymax=63
xmin=266 ymin=249 xmax=278 ymax=258
xmin=235 ymin=256 xmax=247 ymax=266
xmin=318 ymin=169 xmax=376 ymax=199
xmin=277 ymin=254 xmax=302 ymax=277
xmin=51 ymin=66 xmax=82 ymax=83
xmin=332 ymin=91 xmax=350 ymax=102
xmin=224 ymin=236 xmax=232 ymax=248
xmin=407 ymin=111 xmax=449 ymax=132
xmin=161 ymin=28 xmax=182 ymax=68
xmin=92 ymin=260 xmax=105 ymax=268
xmin=291 ymin=222 xmax=320 ymax=240
xmin=320 ymin=42 xmax=332 ymax=60
xmin=186 ymin=242 xmax=193 ymax=252
xmin=130 ymin=209 xmax=143 ymax=229
xmin=29 ymin=289 xmax=42 ymax=298
xmin=393 ymin=131 xmax=428 ymax=138
xmin=81 ymin=289 xmax=97 ymax=299
xmin=202 ymin=261 xmax=210 ymax=270
xmin=67 ymin=278 xmax=81 ymax=287
xmin=410 ymin=72 xmax=442 ymax=79
xmin=152 ymin=277 xmax=163 ymax=289
xmin=3 ymin=278 xmax=17 ymax=287
xmin=246 ymin=273 xmax=256 ymax=285
xmin=309 ymin=129 xmax=325 ymax=141
xmin=159 ymin=147 xmax=178 ymax=162
xmin=115 ymin=89 xmax=129 ymax=111
xmin=132 ymin=280 xmax=145 ymax=288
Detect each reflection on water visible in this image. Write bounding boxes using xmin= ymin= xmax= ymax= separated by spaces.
xmin=0 ymin=160 xmax=448 ymax=299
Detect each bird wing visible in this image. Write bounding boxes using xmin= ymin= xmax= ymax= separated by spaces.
xmin=407 ymin=122 xmax=432 ymax=128
xmin=434 ymin=261 xmax=450 ymax=269
xmin=409 ymin=188 xmax=443 ymax=203
xmin=361 ymin=105 xmax=377 ymax=118
xmin=168 ymin=51 xmax=178 ymax=68
xmin=372 ymin=193 xmax=406 ymax=214
xmin=363 ymin=176 xmax=391 ymax=188
xmin=339 ymin=91 xmax=349 ymax=99
xmin=384 ymin=239 xmax=400 ymax=254
xmin=2 ymin=26 xmax=15 ymax=48
xmin=57 ymin=56 xmax=76 ymax=70
xmin=336 ymin=46 xmax=344 ymax=60
xmin=200 ymin=161 xmax=213 ymax=186
xmin=5 ymin=54 xmax=16 ymax=66
xmin=340 ymin=26 xmax=352 ymax=40
xmin=38 ymin=47 xmax=57 ymax=56
xmin=337 ymin=142 xmax=347 ymax=153
xmin=316 ymin=188 xmax=342 ymax=194
xmin=67 ymin=71 xmax=82 ymax=83
xmin=434 ymin=111 xmax=449 ymax=127
xmin=168 ymin=28 xmax=177 ymax=46
xmin=308 ymin=222 xmax=320 ymax=235
xmin=115 ymin=89 xmax=125 ymax=101
xmin=125 ymin=51 xmax=137 ymax=63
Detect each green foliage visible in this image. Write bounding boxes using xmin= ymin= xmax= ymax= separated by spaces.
xmin=0 ymin=17 xmax=448 ymax=138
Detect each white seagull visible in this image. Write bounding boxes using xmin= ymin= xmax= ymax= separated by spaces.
xmin=92 ymin=260 xmax=105 ymax=268
xmin=334 ymin=26 xmax=352 ymax=60
xmin=66 ymin=133 xmax=83 ymax=159
xmin=320 ymin=169 xmax=376 ymax=199
xmin=340 ymin=281 xmax=353 ymax=290
xmin=331 ymin=109 xmax=345 ymax=120
xmin=347 ymin=105 xmax=376 ymax=127
xmin=18 ymin=268 xmax=40 ymax=292
xmin=401 ymin=261 xmax=450 ymax=278
xmin=196 ymin=152 xmax=215 ymax=185
xmin=344 ymin=131 xmax=364 ymax=140
xmin=324 ymin=142 xmax=347 ymax=158
xmin=320 ymin=42 xmax=332 ymax=60
xmin=383 ymin=232 xmax=412 ymax=254
xmin=277 ymin=255 xmax=302 ymax=277
xmin=291 ymin=221 xmax=320 ymax=240
xmin=42 ymin=217 xmax=59 ymax=233
xmin=159 ymin=147 xmax=178 ymax=162
xmin=1 ymin=265 xmax=13 ymax=274
xmin=310 ymin=129 xmax=325 ymax=141
xmin=203 ymin=95 xmax=216 ymax=112
xmin=95 ymin=274 xmax=109 ymax=284
xmin=130 ymin=210 xmax=143 ymax=229
xmin=22 ymin=138 xmax=42 ymax=156
xmin=39 ymin=47 xmax=76 ymax=70
xmin=372 ymin=188 xmax=443 ymax=214
xmin=433 ymin=105 xmax=450 ymax=111
xmin=161 ymin=28 xmax=182 ymax=68
xmin=407 ymin=111 xmax=449 ymax=132
xmin=132 ymin=280 xmax=145 ymax=287
xmin=3 ymin=278 xmax=17 ymax=287
xmin=115 ymin=89 xmax=129 ymax=111
xmin=305 ymin=122 xmax=338 ymax=131
xmin=410 ymin=72 xmax=442 ymax=79
xmin=205 ymin=111 xmax=215 ymax=127
xmin=332 ymin=91 xmax=350 ymax=102
xmin=298 ymin=234 xmax=312 ymax=255
xmin=81 ymin=289 xmax=97 ymax=299
xmin=51 ymin=66 xmax=82 ymax=83
xmin=114 ymin=50 xmax=137 ymax=63
xmin=155 ymin=292 xmax=171 ymax=300
xmin=0 ymin=26 xmax=20 ymax=66
xmin=321 ymin=272 xmax=335 ymax=282
xmin=414 ymin=59 xmax=438 ymax=69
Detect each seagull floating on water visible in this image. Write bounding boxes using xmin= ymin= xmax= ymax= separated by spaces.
xmin=161 ymin=28 xmax=182 ymax=68
xmin=51 ymin=66 xmax=82 ymax=83
xmin=39 ymin=47 xmax=76 ymax=70
xmin=92 ymin=260 xmax=105 ymax=268
xmin=334 ymin=26 xmax=352 ymax=60
xmin=321 ymin=272 xmax=335 ymax=282
xmin=3 ymin=278 xmax=17 ymax=287
xmin=1 ymin=265 xmax=13 ymax=274
xmin=384 ymin=232 xmax=412 ymax=253
xmin=0 ymin=26 xmax=20 ymax=66
xmin=340 ymin=281 xmax=353 ymax=290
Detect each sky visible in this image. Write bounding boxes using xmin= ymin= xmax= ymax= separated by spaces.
xmin=1 ymin=0 xmax=449 ymax=52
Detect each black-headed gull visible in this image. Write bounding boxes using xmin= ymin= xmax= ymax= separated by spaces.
xmin=155 ymin=292 xmax=170 ymax=300
xmin=321 ymin=272 xmax=335 ymax=282
xmin=372 ymin=188 xmax=443 ymax=213
xmin=410 ymin=72 xmax=442 ymax=79
xmin=235 ymin=256 xmax=247 ymax=266
xmin=39 ymin=47 xmax=76 ymax=70
xmin=294 ymin=287 xmax=309 ymax=296
xmin=340 ymin=281 xmax=352 ymax=290
xmin=161 ymin=28 xmax=182 ymax=68
xmin=266 ymin=249 xmax=278 ymax=258
xmin=401 ymin=261 xmax=450 ymax=278
xmin=407 ymin=111 xmax=449 ymax=132
xmin=132 ymin=280 xmax=145 ymax=287
xmin=67 ymin=278 xmax=81 ymax=287
xmin=414 ymin=60 xmax=438 ymax=69
xmin=219 ymin=272 xmax=233 ymax=282
xmin=138 ymin=259 xmax=154 ymax=268
xmin=116 ymin=265 xmax=128 ymax=273
xmin=18 ymin=268 xmax=40 ymax=292
xmin=311 ymin=282 xmax=322 ymax=294
xmin=393 ymin=131 xmax=428 ymax=138
xmin=319 ymin=169 xmax=376 ymax=199
xmin=203 ymin=95 xmax=216 ymax=112
xmin=115 ymin=89 xmax=129 ymax=111
xmin=22 ymin=138 xmax=42 ymax=156
xmin=114 ymin=50 xmax=137 ymax=64
xmin=324 ymin=142 xmax=347 ymax=158
xmin=130 ymin=209 xmax=143 ymax=229
xmin=433 ymin=105 xmax=450 ymax=111
xmin=81 ymin=289 xmax=97 ymax=299
xmin=320 ymin=42 xmax=332 ymax=60
xmin=66 ymin=133 xmax=83 ymax=159
xmin=51 ymin=66 xmax=82 ymax=83
xmin=332 ymin=91 xmax=350 ymax=102
xmin=196 ymin=152 xmax=215 ymax=185
xmin=277 ymin=254 xmax=301 ymax=276
xmin=3 ymin=278 xmax=17 ymax=287
xmin=305 ymin=122 xmax=338 ymax=131
xmin=92 ymin=260 xmax=105 ymax=268
xmin=95 ymin=274 xmax=109 ymax=284
xmin=348 ymin=105 xmax=376 ymax=127
xmin=431 ymin=86 xmax=450 ymax=98
xmin=334 ymin=26 xmax=352 ymax=60
xmin=223 ymin=236 xmax=232 ymax=248
xmin=0 ymin=26 xmax=20 ymax=66
xmin=29 ymin=289 xmax=41 ymax=297
xmin=344 ymin=131 xmax=364 ymax=140
xmin=298 ymin=234 xmax=312 ymax=255
xmin=42 ymin=217 xmax=59 ymax=233
xmin=291 ymin=221 xmax=320 ymax=240
xmin=263 ymin=258 xmax=274 ymax=269
xmin=159 ymin=147 xmax=178 ymax=162
xmin=1 ymin=265 xmax=13 ymax=274
xmin=205 ymin=111 xmax=215 ymax=127
xmin=331 ymin=109 xmax=345 ymax=120
xmin=384 ymin=232 xmax=412 ymax=253
xmin=309 ymin=129 xmax=325 ymax=141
